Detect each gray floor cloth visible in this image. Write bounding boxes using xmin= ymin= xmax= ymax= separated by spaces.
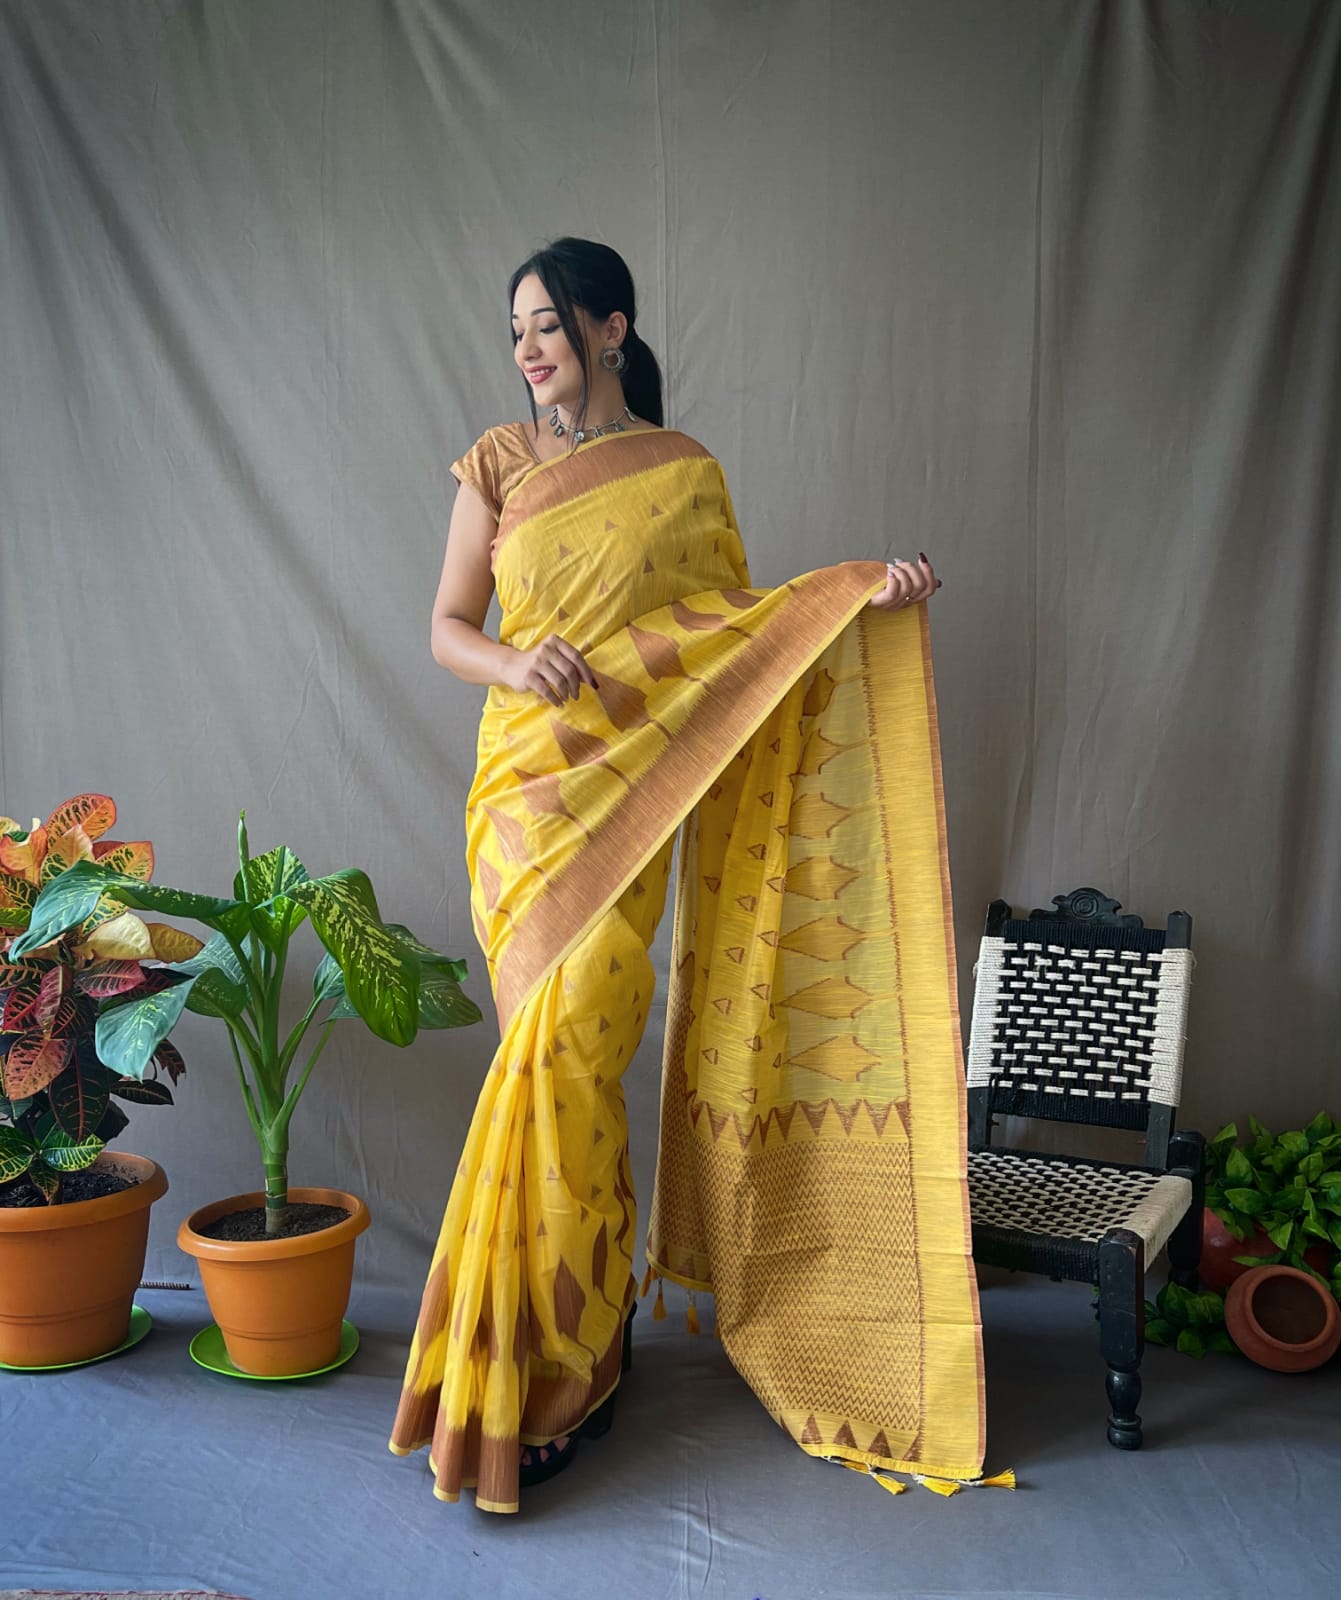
xmin=2 ymin=1276 xmax=1337 ymax=1600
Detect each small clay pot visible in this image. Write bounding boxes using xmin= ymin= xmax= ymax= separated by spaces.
xmin=1199 ymin=1207 xmax=1329 ymax=1294
xmin=177 ymin=1186 xmax=369 ymax=1376
xmin=1224 ymin=1264 xmax=1341 ymax=1374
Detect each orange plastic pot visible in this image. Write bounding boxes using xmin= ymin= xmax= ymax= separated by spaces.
xmin=0 ymin=1153 xmax=168 ymax=1367
xmin=177 ymin=1186 xmax=370 ymax=1376
xmin=1225 ymin=1264 xmax=1341 ymax=1374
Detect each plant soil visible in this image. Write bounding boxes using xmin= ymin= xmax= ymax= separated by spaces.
xmin=0 ymin=1169 xmax=137 ymax=1208
xmin=197 ymin=1202 xmax=351 ymax=1242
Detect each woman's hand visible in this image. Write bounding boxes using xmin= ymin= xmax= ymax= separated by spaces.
xmin=867 ymin=553 xmax=942 ymax=611
xmin=505 ymin=634 xmax=598 ymax=707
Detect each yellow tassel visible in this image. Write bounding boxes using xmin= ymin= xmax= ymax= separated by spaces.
xmin=914 ymin=1475 xmax=963 ymax=1497
xmin=686 ymin=1294 xmax=701 ymax=1335
xmin=652 ymin=1280 xmax=667 ymax=1321
xmin=835 ymin=1459 xmax=907 ymax=1495
xmin=980 ymin=1469 xmax=1017 ymax=1490
xmin=639 ymin=1264 xmax=654 ymax=1298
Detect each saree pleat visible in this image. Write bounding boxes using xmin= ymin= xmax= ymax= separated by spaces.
xmin=391 ymin=429 xmax=984 ymax=1510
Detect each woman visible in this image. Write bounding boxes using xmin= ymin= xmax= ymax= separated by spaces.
xmin=389 ymin=238 xmax=984 ymax=1512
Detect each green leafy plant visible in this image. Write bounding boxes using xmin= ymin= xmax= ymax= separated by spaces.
xmin=1204 ymin=1113 xmax=1341 ymax=1291
xmin=1144 ymin=1280 xmax=1236 ymax=1358
xmin=13 ymin=812 xmax=482 ymax=1234
xmin=0 ymin=794 xmax=197 ymax=1201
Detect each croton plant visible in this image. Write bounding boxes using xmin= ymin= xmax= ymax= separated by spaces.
xmin=0 ymin=794 xmax=200 ymax=1201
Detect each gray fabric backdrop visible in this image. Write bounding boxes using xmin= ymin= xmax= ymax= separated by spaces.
xmin=1 ymin=0 xmax=1338 ymax=1293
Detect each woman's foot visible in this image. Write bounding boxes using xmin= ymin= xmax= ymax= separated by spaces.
xmin=518 ymin=1432 xmax=577 ymax=1487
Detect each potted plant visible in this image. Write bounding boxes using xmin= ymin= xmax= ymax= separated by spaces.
xmin=0 ymin=794 xmax=198 ymax=1366
xmin=1200 ymin=1114 xmax=1341 ymax=1292
xmin=13 ymin=812 xmax=481 ymax=1376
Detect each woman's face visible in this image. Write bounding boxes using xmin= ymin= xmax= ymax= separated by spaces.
xmin=511 ymin=272 xmax=596 ymax=411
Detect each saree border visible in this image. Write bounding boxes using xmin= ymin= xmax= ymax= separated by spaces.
xmin=493 ymin=561 xmax=889 ymax=1029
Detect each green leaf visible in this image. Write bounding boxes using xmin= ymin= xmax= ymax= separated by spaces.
xmin=168 ymin=931 xmax=247 ymax=984
xmin=10 ymin=860 xmax=247 ymax=958
xmin=1176 ymin=1328 xmax=1207 ymax=1359
xmin=33 ymin=1111 xmax=104 ymax=1172
xmin=1303 ymin=1150 xmax=1326 ymax=1182
xmin=1145 ymin=1318 xmax=1173 ymax=1346
xmin=1304 ymin=1110 xmax=1334 ymax=1146
xmin=1234 ymin=1249 xmax=1283 ymax=1266
xmin=1278 ymin=1130 xmax=1309 ymax=1162
xmin=284 ymin=871 xmax=420 ymax=1047
xmin=235 ymin=845 xmax=310 ymax=950
xmin=1266 ymin=1219 xmax=1294 ymax=1252
xmin=1208 ymin=1329 xmax=1237 ymax=1354
xmin=1190 ymin=1292 xmax=1226 ymax=1326
xmin=1224 ymin=1186 xmax=1266 ymax=1216
xmin=1225 ymin=1148 xmax=1253 ymax=1184
xmin=1210 ymin=1122 xmax=1238 ymax=1147
xmin=416 ymin=968 xmax=484 ymax=1031
xmin=312 ymin=949 xmax=345 ymax=1004
xmin=1248 ymin=1116 xmax=1271 ymax=1141
xmin=183 ymin=967 xmax=248 ymax=1020
xmin=95 ymin=1101 xmax=129 ymax=1143
xmin=1 ymin=1095 xmax=34 ymax=1122
xmin=0 ymin=1124 xmax=37 ymax=1181
xmin=95 ymin=981 xmax=192 ymax=1079
xmin=384 ymin=924 xmax=469 ymax=983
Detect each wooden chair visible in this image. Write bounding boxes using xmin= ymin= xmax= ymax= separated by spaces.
xmin=965 ymin=887 xmax=1204 ymax=1449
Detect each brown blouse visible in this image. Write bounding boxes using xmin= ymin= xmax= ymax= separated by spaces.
xmin=448 ymin=423 xmax=544 ymax=520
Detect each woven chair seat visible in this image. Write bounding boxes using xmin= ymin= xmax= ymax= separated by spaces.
xmin=968 ymin=1147 xmax=1193 ymax=1281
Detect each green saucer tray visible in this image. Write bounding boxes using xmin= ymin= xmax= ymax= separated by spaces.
xmin=189 ymin=1317 xmax=360 ymax=1380
xmin=0 ymin=1303 xmax=152 ymax=1372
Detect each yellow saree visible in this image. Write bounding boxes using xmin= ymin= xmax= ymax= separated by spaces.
xmin=389 ymin=428 xmax=984 ymax=1512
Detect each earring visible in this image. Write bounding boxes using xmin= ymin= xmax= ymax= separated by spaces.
xmin=600 ymin=345 xmax=627 ymax=372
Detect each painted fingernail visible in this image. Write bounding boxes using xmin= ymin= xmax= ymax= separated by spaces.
xmin=919 ymin=551 xmax=928 ymax=563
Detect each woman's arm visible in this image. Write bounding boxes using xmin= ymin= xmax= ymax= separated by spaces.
xmin=430 ymin=482 xmax=596 ymax=706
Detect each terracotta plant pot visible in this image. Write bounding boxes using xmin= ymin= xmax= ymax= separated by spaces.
xmin=177 ymin=1186 xmax=370 ymax=1376
xmin=1198 ymin=1207 xmax=1329 ymax=1293
xmin=0 ymin=1152 xmax=168 ymax=1367
xmin=1225 ymin=1264 xmax=1341 ymax=1374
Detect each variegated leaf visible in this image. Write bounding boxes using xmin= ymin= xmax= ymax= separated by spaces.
xmin=44 ymin=794 xmax=117 ymax=842
xmin=35 ymin=964 xmax=71 ymax=1029
xmin=41 ymin=824 xmax=95 ymax=883
xmin=34 ymin=1111 xmax=104 ymax=1172
xmin=112 ymin=1075 xmax=174 ymax=1106
xmin=96 ymin=1101 xmax=129 ymax=1142
xmin=0 ymin=949 xmax=48 ymax=987
xmin=82 ymin=910 xmax=154 ymax=960
xmin=183 ymin=966 xmax=247 ymax=1020
xmin=2 ymin=982 xmax=41 ymax=1032
xmin=95 ymin=981 xmax=192 ymax=1080
xmin=0 ymin=1125 xmax=37 ymax=1183
xmin=384 ymin=923 xmax=470 ymax=983
xmin=144 ymin=921 xmax=205 ymax=963
xmin=75 ymin=961 xmax=147 ymax=999
xmin=236 ymin=845 xmax=310 ymax=949
xmin=167 ymin=930 xmax=247 ymax=983
xmin=1 ymin=1035 xmax=73 ymax=1098
xmin=416 ymin=968 xmax=483 ymax=1031
xmin=312 ymin=949 xmax=344 ymax=1003
xmin=0 ymin=873 xmax=37 ymax=931
xmin=90 ymin=840 xmax=155 ymax=880
xmin=48 ymin=1062 xmax=110 ymax=1141
xmin=10 ymin=859 xmax=246 ymax=959
xmin=0 ymin=827 xmax=47 ymax=885
xmin=152 ymin=1038 xmax=186 ymax=1084
xmin=284 ymin=871 xmax=419 ymax=1046
xmin=30 ymin=1162 xmax=62 ymax=1201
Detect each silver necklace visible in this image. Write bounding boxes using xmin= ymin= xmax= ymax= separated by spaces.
xmin=550 ymin=404 xmax=638 ymax=443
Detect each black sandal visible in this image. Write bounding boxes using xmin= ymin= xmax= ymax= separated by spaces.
xmin=518 ymin=1300 xmax=636 ymax=1488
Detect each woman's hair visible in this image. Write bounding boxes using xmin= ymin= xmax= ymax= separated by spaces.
xmin=507 ymin=237 xmax=664 ymax=433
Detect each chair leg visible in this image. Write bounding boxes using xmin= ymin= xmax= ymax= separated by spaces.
xmin=1098 ymin=1227 xmax=1145 ymax=1450
xmin=1166 ymin=1130 xmax=1206 ymax=1290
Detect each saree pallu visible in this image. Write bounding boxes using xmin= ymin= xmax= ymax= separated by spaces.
xmin=390 ymin=429 xmax=984 ymax=1511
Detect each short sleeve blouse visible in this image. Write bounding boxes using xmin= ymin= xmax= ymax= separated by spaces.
xmin=449 ymin=424 xmax=542 ymax=520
